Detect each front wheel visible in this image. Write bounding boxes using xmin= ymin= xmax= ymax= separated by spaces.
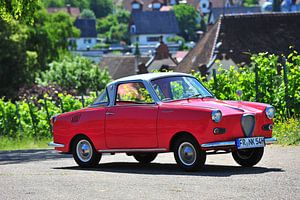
xmin=72 ymin=136 xmax=101 ymax=168
xmin=133 ymin=153 xmax=157 ymax=164
xmin=173 ymin=136 xmax=206 ymax=172
xmin=232 ymin=147 xmax=264 ymax=167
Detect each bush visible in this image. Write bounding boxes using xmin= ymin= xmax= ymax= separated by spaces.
xmin=193 ymin=51 xmax=300 ymax=119
xmin=273 ymin=118 xmax=300 ymax=145
xmin=36 ymin=55 xmax=112 ymax=94
xmin=0 ymin=93 xmax=96 ymax=140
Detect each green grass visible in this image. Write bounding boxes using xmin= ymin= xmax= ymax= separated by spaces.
xmin=273 ymin=118 xmax=300 ymax=145
xmin=0 ymin=137 xmax=51 ymax=150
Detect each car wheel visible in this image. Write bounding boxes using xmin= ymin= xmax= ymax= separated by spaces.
xmin=72 ymin=136 xmax=101 ymax=168
xmin=133 ymin=153 xmax=157 ymax=164
xmin=232 ymin=147 xmax=264 ymax=167
xmin=173 ymin=136 xmax=206 ymax=171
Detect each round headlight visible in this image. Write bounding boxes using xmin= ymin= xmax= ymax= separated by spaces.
xmin=212 ymin=110 xmax=222 ymax=123
xmin=265 ymin=106 xmax=275 ymax=119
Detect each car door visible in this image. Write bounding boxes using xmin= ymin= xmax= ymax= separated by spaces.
xmin=105 ymin=81 xmax=158 ymax=149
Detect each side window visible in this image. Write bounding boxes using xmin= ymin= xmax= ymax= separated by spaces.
xmin=170 ymin=81 xmax=185 ymax=100
xmin=92 ymin=90 xmax=109 ymax=106
xmin=116 ymin=82 xmax=154 ymax=104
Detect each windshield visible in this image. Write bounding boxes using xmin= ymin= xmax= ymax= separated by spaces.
xmin=91 ymin=89 xmax=109 ymax=107
xmin=151 ymin=76 xmax=213 ymax=102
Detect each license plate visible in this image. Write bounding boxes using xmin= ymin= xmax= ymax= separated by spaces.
xmin=236 ymin=137 xmax=265 ymax=149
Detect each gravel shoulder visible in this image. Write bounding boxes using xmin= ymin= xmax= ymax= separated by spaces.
xmin=0 ymin=146 xmax=299 ymax=200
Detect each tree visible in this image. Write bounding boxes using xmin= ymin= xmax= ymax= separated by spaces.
xmin=97 ymin=9 xmax=130 ymax=43
xmin=90 ymin=0 xmax=113 ymax=18
xmin=36 ymin=55 xmax=111 ymax=94
xmin=0 ymin=0 xmax=41 ymax=24
xmin=0 ymin=19 xmax=29 ymax=98
xmin=43 ymin=0 xmax=90 ymax=9
xmin=26 ymin=10 xmax=80 ymax=69
xmin=173 ymin=4 xmax=199 ymax=41
xmin=80 ymin=9 xmax=96 ymax=19
xmin=272 ymin=0 xmax=281 ymax=11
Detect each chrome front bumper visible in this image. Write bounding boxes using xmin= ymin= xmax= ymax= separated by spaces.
xmin=201 ymin=137 xmax=277 ymax=148
xmin=48 ymin=142 xmax=65 ymax=148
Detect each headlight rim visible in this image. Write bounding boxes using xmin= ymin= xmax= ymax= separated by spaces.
xmin=212 ymin=110 xmax=222 ymax=123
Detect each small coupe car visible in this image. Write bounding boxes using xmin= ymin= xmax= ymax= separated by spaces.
xmin=49 ymin=72 xmax=276 ymax=171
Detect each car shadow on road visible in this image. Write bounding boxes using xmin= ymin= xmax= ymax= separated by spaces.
xmin=54 ymin=162 xmax=284 ymax=177
xmin=0 ymin=149 xmax=71 ymax=165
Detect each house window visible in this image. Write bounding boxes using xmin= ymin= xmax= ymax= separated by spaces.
xmin=132 ymin=2 xmax=141 ymax=10
xmin=131 ymin=25 xmax=136 ymax=33
xmin=152 ymin=3 xmax=161 ymax=10
xmin=136 ymin=36 xmax=139 ymax=42
xmin=202 ymin=3 xmax=207 ymax=8
xmin=147 ymin=36 xmax=160 ymax=42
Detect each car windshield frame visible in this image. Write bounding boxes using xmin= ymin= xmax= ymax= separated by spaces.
xmin=150 ymin=75 xmax=214 ymax=102
xmin=90 ymin=88 xmax=110 ymax=107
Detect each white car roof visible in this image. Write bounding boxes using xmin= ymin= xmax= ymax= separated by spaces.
xmin=109 ymin=72 xmax=193 ymax=85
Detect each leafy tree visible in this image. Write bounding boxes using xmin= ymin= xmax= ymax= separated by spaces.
xmin=0 ymin=19 xmax=29 ymax=98
xmin=0 ymin=0 xmax=41 ymax=24
xmin=36 ymin=55 xmax=112 ymax=94
xmin=90 ymin=0 xmax=113 ymax=18
xmin=97 ymin=9 xmax=130 ymax=43
xmin=80 ymin=9 xmax=96 ymax=19
xmin=26 ymin=10 xmax=80 ymax=69
xmin=173 ymin=4 xmax=199 ymax=41
xmin=273 ymin=0 xmax=281 ymax=11
xmin=43 ymin=0 xmax=90 ymax=9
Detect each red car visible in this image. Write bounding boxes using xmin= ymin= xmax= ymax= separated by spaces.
xmin=49 ymin=72 xmax=276 ymax=171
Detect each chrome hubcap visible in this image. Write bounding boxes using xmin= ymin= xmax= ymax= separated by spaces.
xmin=76 ymin=140 xmax=92 ymax=162
xmin=178 ymin=142 xmax=197 ymax=166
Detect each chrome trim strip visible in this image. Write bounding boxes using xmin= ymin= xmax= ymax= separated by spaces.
xmin=48 ymin=142 xmax=65 ymax=148
xmin=265 ymin=137 xmax=277 ymax=144
xmin=201 ymin=141 xmax=235 ymax=148
xmin=98 ymin=148 xmax=167 ymax=153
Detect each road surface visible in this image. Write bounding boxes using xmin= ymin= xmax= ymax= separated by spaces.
xmin=0 ymin=146 xmax=299 ymax=200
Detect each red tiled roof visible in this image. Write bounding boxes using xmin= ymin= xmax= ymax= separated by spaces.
xmin=47 ymin=7 xmax=80 ymax=18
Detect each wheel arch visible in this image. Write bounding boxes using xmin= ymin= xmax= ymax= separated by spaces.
xmin=69 ymin=133 xmax=93 ymax=153
xmin=169 ymin=131 xmax=198 ymax=152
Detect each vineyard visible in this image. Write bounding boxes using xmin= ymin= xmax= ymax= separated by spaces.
xmin=0 ymin=52 xmax=299 ymax=147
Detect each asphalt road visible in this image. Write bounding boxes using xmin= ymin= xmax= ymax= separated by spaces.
xmin=0 ymin=146 xmax=299 ymax=200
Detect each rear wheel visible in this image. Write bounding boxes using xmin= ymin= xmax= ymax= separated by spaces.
xmin=173 ymin=136 xmax=206 ymax=171
xmin=72 ymin=136 xmax=101 ymax=168
xmin=232 ymin=147 xmax=264 ymax=167
xmin=133 ymin=153 xmax=157 ymax=164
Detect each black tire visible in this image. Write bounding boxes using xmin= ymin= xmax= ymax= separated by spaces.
xmin=173 ymin=136 xmax=206 ymax=172
xmin=133 ymin=153 xmax=157 ymax=164
xmin=232 ymin=147 xmax=264 ymax=167
xmin=72 ymin=136 xmax=101 ymax=168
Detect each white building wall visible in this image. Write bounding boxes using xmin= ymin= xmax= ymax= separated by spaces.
xmin=75 ymin=38 xmax=98 ymax=50
xmin=130 ymin=34 xmax=177 ymax=45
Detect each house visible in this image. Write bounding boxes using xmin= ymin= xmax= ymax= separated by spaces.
xmin=129 ymin=11 xmax=180 ymax=45
xmin=99 ymin=55 xmax=151 ymax=79
xmin=176 ymin=12 xmax=300 ymax=76
xmin=100 ymin=38 xmax=178 ymax=79
xmin=71 ymin=19 xmax=98 ymax=50
xmin=261 ymin=0 xmax=300 ymax=12
xmin=123 ymin=0 xmax=178 ymax=11
xmin=146 ymin=38 xmax=178 ymax=72
xmin=208 ymin=6 xmax=261 ymax=24
xmin=47 ymin=5 xmax=80 ymax=18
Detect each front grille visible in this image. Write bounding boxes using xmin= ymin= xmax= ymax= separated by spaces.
xmin=241 ymin=114 xmax=255 ymax=137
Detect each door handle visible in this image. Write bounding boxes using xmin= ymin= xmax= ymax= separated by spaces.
xmin=106 ymin=112 xmax=115 ymax=115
